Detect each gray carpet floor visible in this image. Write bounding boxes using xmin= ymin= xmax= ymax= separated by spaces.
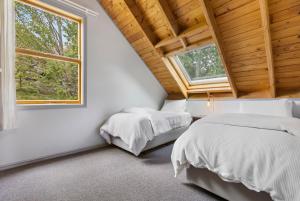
xmin=0 ymin=144 xmax=226 ymax=201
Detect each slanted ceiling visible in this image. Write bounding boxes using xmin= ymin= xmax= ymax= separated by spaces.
xmin=100 ymin=0 xmax=300 ymax=99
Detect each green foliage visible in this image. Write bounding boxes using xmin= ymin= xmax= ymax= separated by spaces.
xmin=15 ymin=1 xmax=80 ymax=101
xmin=177 ymin=45 xmax=226 ymax=81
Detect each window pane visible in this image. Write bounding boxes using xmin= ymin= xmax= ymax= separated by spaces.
xmin=15 ymin=1 xmax=79 ymax=59
xmin=16 ymin=55 xmax=79 ymax=101
xmin=175 ymin=44 xmax=226 ymax=82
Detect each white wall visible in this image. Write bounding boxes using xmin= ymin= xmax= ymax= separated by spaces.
xmin=187 ymin=99 xmax=300 ymax=118
xmin=0 ymin=0 xmax=166 ymax=168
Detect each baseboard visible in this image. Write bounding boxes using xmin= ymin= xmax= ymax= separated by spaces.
xmin=0 ymin=144 xmax=107 ymax=171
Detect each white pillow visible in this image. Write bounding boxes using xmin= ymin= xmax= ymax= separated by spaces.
xmin=161 ymin=100 xmax=187 ymax=113
xmin=239 ymin=99 xmax=293 ymax=117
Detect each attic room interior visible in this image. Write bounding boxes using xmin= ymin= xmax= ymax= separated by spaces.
xmin=0 ymin=0 xmax=300 ymax=201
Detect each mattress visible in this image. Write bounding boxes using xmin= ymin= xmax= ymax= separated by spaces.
xmin=184 ymin=166 xmax=273 ymax=201
xmin=111 ymin=126 xmax=189 ymax=154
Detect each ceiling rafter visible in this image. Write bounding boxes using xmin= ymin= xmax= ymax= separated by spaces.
xmin=154 ymin=0 xmax=187 ymax=48
xmin=123 ymin=0 xmax=159 ymax=47
xmin=101 ymin=0 xmax=300 ymax=99
xmin=123 ymin=0 xmax=187 ymax=97
xmin=154 ymin=0 xmax=179 ymax=36
xmin=198 ymin=0 xmax=238 ymax=98
xmin=164 ymin=37 xmax=213 ymax=57
xmin=154 ymin=24 xmax=210 ymax=49
xmin=259 ymin=0 xmax=276 ymax=98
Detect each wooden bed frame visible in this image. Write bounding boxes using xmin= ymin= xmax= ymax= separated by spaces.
xmin=183 ymin=166 xmax=273 ymax=201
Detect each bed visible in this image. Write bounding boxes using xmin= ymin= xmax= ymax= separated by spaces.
xmin=100 ymin=100 xmax=192 ymax=156
xmin=110 ymin=126 xmax=189 ymax=154
xmin=171 ymin=100 xmax=300 ymax=201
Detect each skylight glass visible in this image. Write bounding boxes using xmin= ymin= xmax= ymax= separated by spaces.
xmin=174 ymin=44 xmax=227 ymax=84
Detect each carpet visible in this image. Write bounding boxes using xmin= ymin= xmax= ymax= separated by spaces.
xmin=0 ymin=144 xmax=226 ymax=201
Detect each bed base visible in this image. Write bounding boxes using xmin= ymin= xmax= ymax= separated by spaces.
xmin=111 ymin=126 xmax=189 ymax=155
xmin=184 ymin=166 xmax=273 ymax=201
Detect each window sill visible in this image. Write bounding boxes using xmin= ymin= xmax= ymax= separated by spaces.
xmin=17 ymin=103 xmax=86 ymax=110
xmin=189 ymin=77 xmax=228 ymax=85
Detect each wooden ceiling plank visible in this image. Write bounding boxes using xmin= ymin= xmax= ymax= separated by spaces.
xmin=259 ymin=0 xmax=276 ymax=98
xmin=198 ymin=0 xmax=238 ymax=98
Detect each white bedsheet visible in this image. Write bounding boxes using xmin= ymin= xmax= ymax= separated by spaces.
xmin=100 ymin=108 xmax=192 ymax=155
xmin=123 ymin=107 xmax=192 ymax=135
xmin=171 ymin=113 xmax=300 ymax=201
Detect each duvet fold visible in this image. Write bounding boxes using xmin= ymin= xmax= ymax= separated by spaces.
xmin=100 ymin=113 xmax=153 ymax=156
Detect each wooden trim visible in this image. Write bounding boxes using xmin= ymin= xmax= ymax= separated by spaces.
xmin=198 ymin=0 xmax=238 ymax=98
xmin=162 ymin=57 xmax=188 ymax=98
xmin=188 ymin=92 xmax=234 ymax=100
xmin=15 ymin=0 xmax=84 ymax=105
xmin=259 ymin=0 xmax=276 ymax=98
xmin=169 ymin=57 xmax=190 ymax=88
xmin=187 ymin=87 xmax=232 ymax=94
xmin=16 ymin=0 xmax=82 ymax=23
xmin=16 ymin=48 xmax=81 ymax=64
xmin=17 ymin=100 xmax=81 ymax=105
xmin=188 ymin=82 xmax=230 ymax=90
xmin=180 ymin=38 xmax=188 ymax=49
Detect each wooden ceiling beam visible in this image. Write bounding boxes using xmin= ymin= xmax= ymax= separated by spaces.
xmin=164 ymin=37 xmax=213 ymax=57
xmin=154 ymin=0 xmax=179 ymax=36
xmin=123 ymin=0 xmax=187 ymax=97
xmin=123 ymin=0 xmax=159 ymax=46
xmin=198 ymin=0 xmax=238 ymax=98
xmin=155 ymin=24 xmax=209 ymax=48
xmin=154 ymin=0 xmax=188 ymax=49
xmin=259 ymin=0 xmax=276 ymax=98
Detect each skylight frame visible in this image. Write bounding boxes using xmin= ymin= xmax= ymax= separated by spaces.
xmin=174 ymin=44 xmax=228 ymax=85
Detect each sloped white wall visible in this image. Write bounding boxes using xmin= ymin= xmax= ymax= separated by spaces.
xmin=0 ymin=0 xmax=166 ymax=168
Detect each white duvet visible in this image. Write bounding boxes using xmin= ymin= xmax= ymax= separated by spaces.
xmin=171 ymin=113 xmax=300 ymax=201
xmin=100 ymin=108 xmax=192 ymax=155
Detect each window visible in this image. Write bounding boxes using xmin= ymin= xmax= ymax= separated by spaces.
xmin=15 ymin=0 xmax=83 ymax=105
xmin=174 ymin=44 xmax=227 ymax=85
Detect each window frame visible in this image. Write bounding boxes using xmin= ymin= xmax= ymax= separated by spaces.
xmin=173 ymin=44 xmax=228 ymax=85
xmin=15 ymin=0 xmax=84 ymax=106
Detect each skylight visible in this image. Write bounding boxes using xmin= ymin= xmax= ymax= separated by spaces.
xmin=174 ymin=44 xmax=227 ymax=85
